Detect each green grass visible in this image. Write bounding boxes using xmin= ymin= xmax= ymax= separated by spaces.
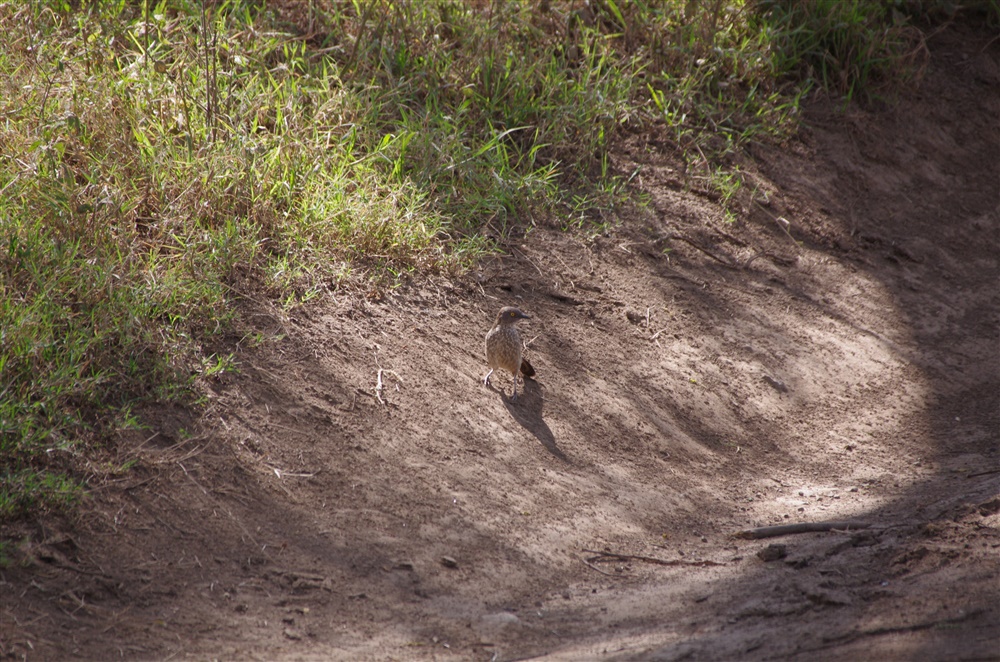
xmin=752 ymin=0 xmax=925 ymax=104
xmin=0 ymin=0 xmax=944 ymax=521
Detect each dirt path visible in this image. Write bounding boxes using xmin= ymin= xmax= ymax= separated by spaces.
xmin=2 ymin=23 xmax=997 ymax=662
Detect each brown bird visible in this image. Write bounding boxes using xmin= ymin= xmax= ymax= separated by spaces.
xmin=484 ymin=306 xmax=532 ymax=400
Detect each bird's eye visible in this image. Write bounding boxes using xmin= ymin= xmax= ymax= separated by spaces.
xmin=510 ymin=312 xmax=515 ymax=316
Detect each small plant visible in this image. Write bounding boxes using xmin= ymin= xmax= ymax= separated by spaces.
xmin=710 ymin=166 xmax=744 ymax=223
xmin=0 ymin=470 xmax=81 ymax=521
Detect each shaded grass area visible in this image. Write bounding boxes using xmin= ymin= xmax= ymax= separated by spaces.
xmin=0 ymin=0 xmax=958 ymax=520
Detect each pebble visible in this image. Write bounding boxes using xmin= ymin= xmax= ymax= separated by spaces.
xmin=757 ymin=544 xmax=788 ymax=562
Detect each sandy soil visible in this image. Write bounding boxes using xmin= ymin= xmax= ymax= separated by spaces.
xmin=2 ymin=22 xmax=998 ymax=662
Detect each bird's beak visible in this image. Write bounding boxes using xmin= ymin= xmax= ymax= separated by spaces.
xmin=521 ymin=312 xmax=531 ymax=319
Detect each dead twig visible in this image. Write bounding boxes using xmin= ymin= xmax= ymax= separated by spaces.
xmin=372 ymin=352 xmax=403 ymax=406
xmin=269 ymin=467 xmax=320 ymax=479
xmin=171 ymin=443 xmax=207 ymax=464
xmin=734 ymin=521 xmax=870 ymax=540
xmin=511 ymin=246 xmax=544 ymax=277
xmin=742 ymin=251 xmax=765 ymax=269
xmin=753 ymin=200 xmax=800 ymax=246
xmin=666 ymin=233 xmax=733 ymax=267
xmin=266 ymin=421 xmax=308 ymax=436
xmin=581 ymin=559 xmax=621 ymax=577
xmin=375 ymin=368 xmax=385 ymax=405
xmin=582 ymin=548 xmax=726 ymax=568
xmin=966 ymin=467 xmax=1000 ymax=479
xmin=177 ymin=461 xmax=209 ymax=496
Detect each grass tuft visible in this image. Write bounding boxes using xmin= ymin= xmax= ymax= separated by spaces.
xmin=752 ymin=0 xmax=927 ymax=104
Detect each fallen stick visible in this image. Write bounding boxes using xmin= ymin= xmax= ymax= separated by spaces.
xmin=966 ymin=467 xmax=1000 ymax=478
xmin=581 ymin=559 xmax=620 ymax=577
xmin=582 ymin=549 xmax=726 ymax=568
xmin=735 ymin=521 xmax=870 ymax=540
xmin=669 ymin=233 xmax=733 ymax=267
xmin=375 ymin=368 xmax=385 ymax=405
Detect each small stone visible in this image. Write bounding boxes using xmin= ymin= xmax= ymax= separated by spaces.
xmin=763 ymin=375 xmax=788 ymax=392
xmin=440 ymin=556 xmax=459 ymax=569
xmin=757 ymin=544 xmax=787 ymax=562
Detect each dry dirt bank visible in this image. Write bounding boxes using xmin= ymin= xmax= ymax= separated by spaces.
xmin=1 ymin=22 xmax=997 ymax=662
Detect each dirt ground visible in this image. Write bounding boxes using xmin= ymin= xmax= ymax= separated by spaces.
xmin=2 ymin=22 xmax=998 ymax=662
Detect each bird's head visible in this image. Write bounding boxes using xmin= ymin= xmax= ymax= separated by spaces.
xmin=496 ymin=306 xmax=531 ymax=325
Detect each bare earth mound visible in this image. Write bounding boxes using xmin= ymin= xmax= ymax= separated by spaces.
xmin=2 ymin=23 xmax=997 ymax=662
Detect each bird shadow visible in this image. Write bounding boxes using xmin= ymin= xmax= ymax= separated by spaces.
xmin=497 ymin=378 xmax=568 ymax=463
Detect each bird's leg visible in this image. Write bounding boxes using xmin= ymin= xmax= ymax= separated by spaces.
xmin=510 ymin=372 xmax=519 ymax=401
xmin=484 ymin=368 xmax=494 ymax=387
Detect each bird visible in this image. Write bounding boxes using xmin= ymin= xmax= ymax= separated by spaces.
xmin=484 ymin=306 xmax=532 ymax=401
